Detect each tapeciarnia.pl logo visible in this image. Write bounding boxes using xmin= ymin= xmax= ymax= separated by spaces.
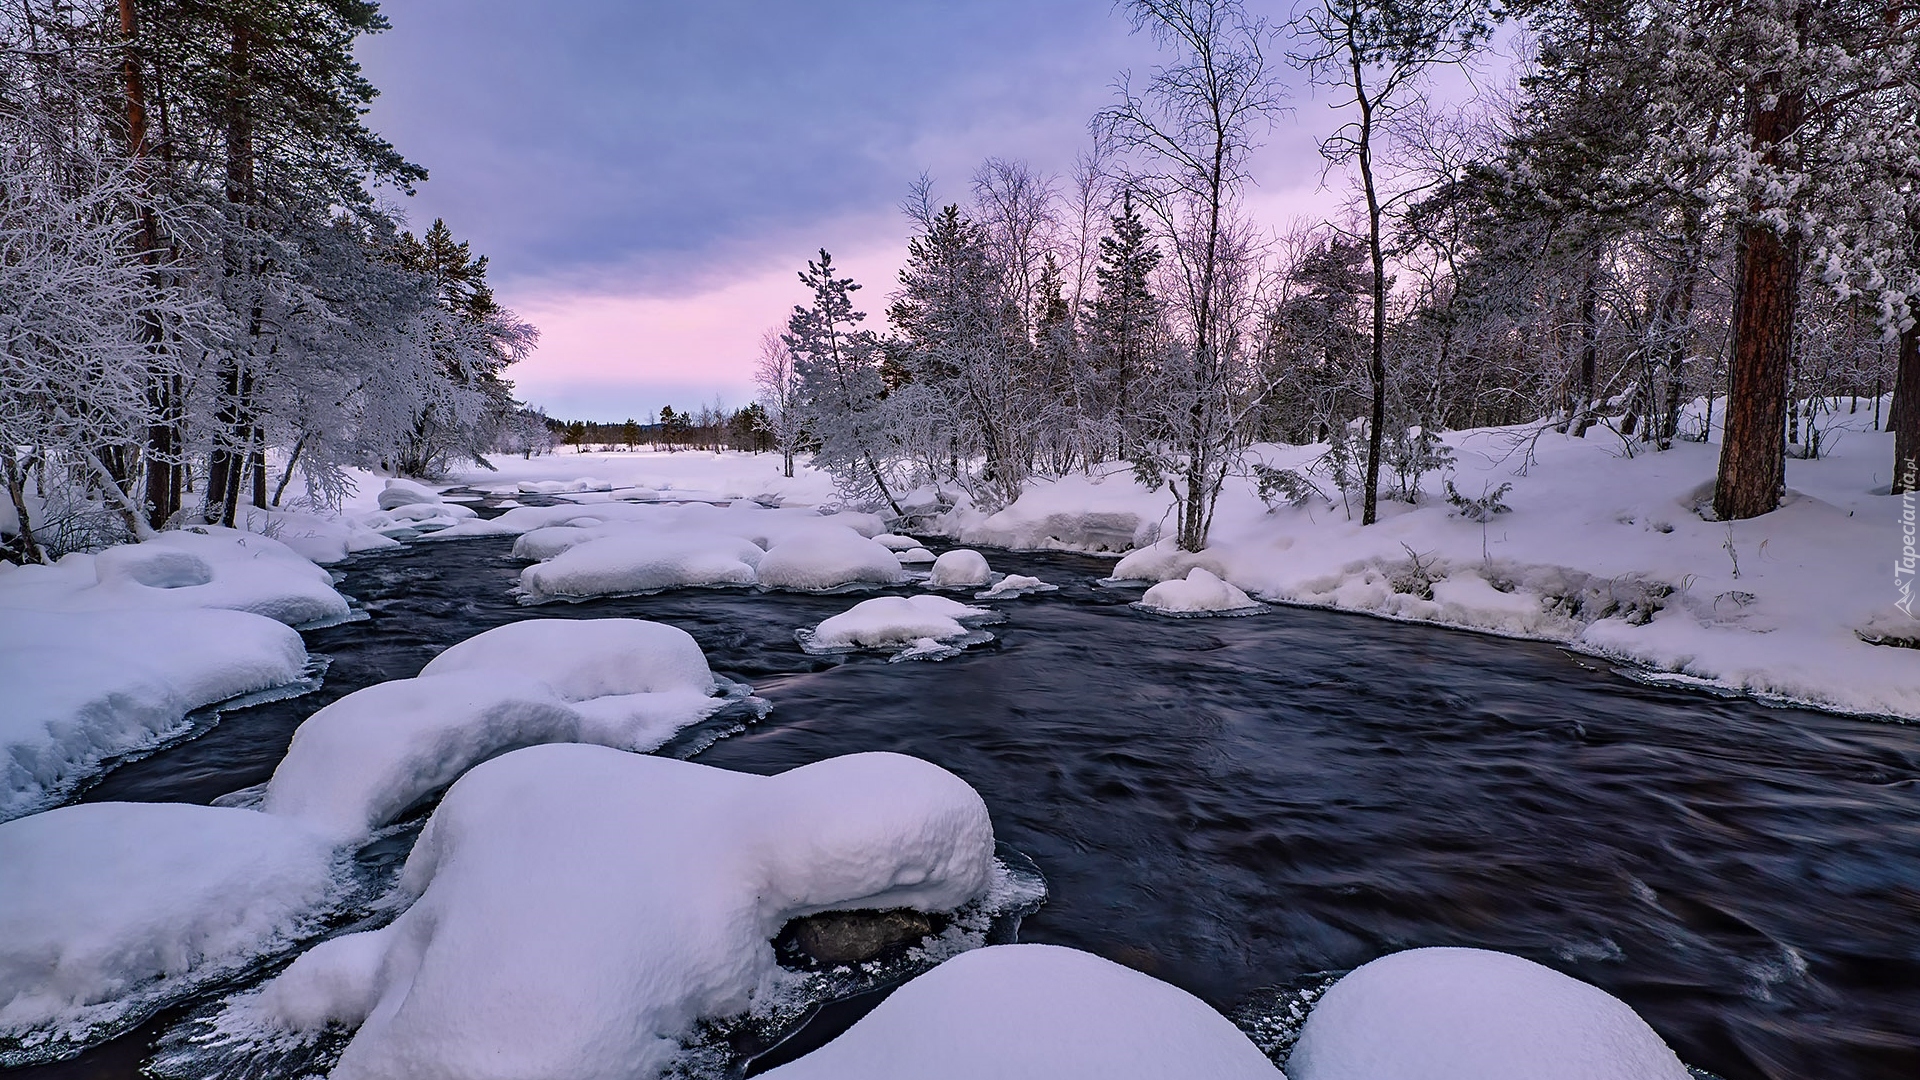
xmin=1899 ymin=457 xmax=1916 ymax=617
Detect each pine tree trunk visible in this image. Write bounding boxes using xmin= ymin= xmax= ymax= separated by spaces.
xmin=1713 ymin=78 xmax=1803 ymax=521
xmin=1893 ymin=316 xmax=1919 ymax=495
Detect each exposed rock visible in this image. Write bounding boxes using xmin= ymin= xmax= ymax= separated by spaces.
xmin=783 ymin=908 xmax=937 ymax=967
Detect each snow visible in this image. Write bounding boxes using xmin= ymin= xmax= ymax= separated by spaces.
xmin=897 ymin=545 xmax=937 ymax=564
xmin=801 ymin=595 xmax=997 ymax=660
xmin=1286 ymin=947 xmax=1689 ymax=1080
xmin=0 ymin=526 xmax=349 ymax=628
xmin=976 ymin=573 xmax=1058 ymax=599
xmin=928 ymin=548 xmax=993 ymax=587
xmin=1137 ymin=567 xmax=1263 ymax=617
xmin=952 ymin=472 xmax=1167 ymax=553
xmin=517 ymin=531 xmax=763 ymax=602
xmin=873 ymin=533 xmax=922 ymax=551
xmin=759 ymin=944 xmax=1285 ymax=1080
xmin=0 ymin=609 xmax=310 ymax=823
xmin=0 ymin=802 xmax=337 ymax=1063
xmin=258 ymin=619 xmax=751 ymax=841
xmin=417 ymin=617 xmax=720 ymax=701
xmin=926 ymin=410 xmax=1920 ymax=720
xmin=0 ymin=526 xmax=344 ymax=820
xmin=375 ymin=478 xmax=441 ymax=510
xmin=256 ymin=744 xmax=995 ymax=1080
xmin=756 ymin=528 xmax=906 ymax=591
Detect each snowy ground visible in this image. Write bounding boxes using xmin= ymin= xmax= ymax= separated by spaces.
xmin=938 ymin=405 xmax=1917 ymax=721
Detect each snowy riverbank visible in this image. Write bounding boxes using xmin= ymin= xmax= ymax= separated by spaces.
xmin=317 ymin=409 xmax=1920 ymax=723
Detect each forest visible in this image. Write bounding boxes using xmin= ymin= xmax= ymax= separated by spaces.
xmin=754 ymin=0 xmax=1919 ymax=548
xmin=2 ymin=0 xmax=532 ymax=562
xmin=4 ymin=0 xmax=1917 ymax=561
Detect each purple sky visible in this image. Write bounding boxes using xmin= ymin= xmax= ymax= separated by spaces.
xmin=356 ymin=1 xmax=1377 ymax=422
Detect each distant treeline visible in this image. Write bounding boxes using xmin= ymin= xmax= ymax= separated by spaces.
xmin=529 ymin=403 xmax=776 ymax=454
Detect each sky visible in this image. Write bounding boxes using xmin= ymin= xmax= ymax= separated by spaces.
xmin=355 ymin=1 xmax=1372 ymax=422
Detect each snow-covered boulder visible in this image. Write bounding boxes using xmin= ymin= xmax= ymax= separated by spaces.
xmin=872 ymin=533 xmax=922 ymax=551
xmin=0 ymin=802 xmax=337 ymax=1064
xmin=756 ymin=528 xmax=904 ymax=591
xmin=257 ymin=745 xmax=995 ymax=1080
xmin=1287 ymin=948 xmax=1690 ymax=1080
xmin=928 ymin=548 xmax=992 ymax=588
xmin=263 ymin=619 xmax=746 ymax=843
xmin=419 ymin=618 xmax=720 ymax=702
xmin=0 ymin=527 xmax=349 ymax=627
xmin=976 ymin=574 xmax=1058 ymax=599
xmin=897 ymin=546 xmax=936 ymax=564
xmin=517 ymin=531 xmax=762 ymax=602
xmin=0 ymin=609 xmax=310 ymax=823
xmin=801 ymin=595 xmax=997 ymax=661
xmin=1137 ymin=568 xmax=1263 ymax=617
xmin=375 ymin=479 xmax=441 ymax=510
xmin=260 ymin=674 xmax=587 ymax=843
xmin=760 ymin=944 xmax=1285 ymax=1080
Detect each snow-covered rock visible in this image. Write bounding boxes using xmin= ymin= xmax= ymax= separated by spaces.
xmin=375 ymin=479 xmax=442 ymax=510
xmin=517 ymin=531 xmax=763 ymax=602
xmin=801 ymin=595 xmax=996 ymax=660
xmin=418 ymin=617 xmax=720 ymax=701
xmin=1287 ymin=947 xmax=1690 ymax=1080
xmin=0 ymin=609 xmax=310 ymax=823
xmin=1137 ymin=567 xmax=1262 ymax=617
xmin=897 ymin=546 xmax=936 ymax=564
xmin=756 ymin=528 xmax=905 ymax=591
xmin=260 ymin=674 xmax=587 ymax=843
xmin=928 ymin=548 xmax=992 ymax=588
xmin=760 ymin=944 xmax=1285 ymax=1080
xmin=0 ymin=802 xmax=338 ymax=1064
xmin=976 ymin=574 xmax=1058 ymax=599
xmin=263 ymin=619 xmax=742 ymax=843
xmin=257 ymin=745 xmax=995 ymax=1080
xmin=872 ymin=533 xmax=922 ymax=551
xmin=517 ymin=477 xmax=615 ymax=495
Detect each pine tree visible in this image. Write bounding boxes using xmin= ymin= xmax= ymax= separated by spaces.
xmin=786 ymin=250 xmax=902 ymax=515
xmin=1084 ymin=191 xmax=1162 ymax=458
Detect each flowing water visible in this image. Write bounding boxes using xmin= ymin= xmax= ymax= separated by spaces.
xmin=16 ymin=533 xmax=1920 ymax=1080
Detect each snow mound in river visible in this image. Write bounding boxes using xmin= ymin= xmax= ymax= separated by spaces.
xmin=800 ymin=595 xmax=998 ymax=660
xmin=256 ymin=745 xmax=995 ymax=1080
xmin=517 ymin=531 xmax=763 ymax=602
xmin=264 ymin=619 xmax=743 ymax=843
xmin=760 ymin=944 xmax=1285 ymax=1080
xmin=1137 ymin=567 xmax=1262 ymax=617
xmin=755 ymin=528 xmax=905 ymax=591
xmin=1287 ymin=947 xmax=1689 ymax=1080
xmin=0 ymin=802 xmax=337 ymax=1065
xmin=927 ymin=548 xmax=993 ymax=588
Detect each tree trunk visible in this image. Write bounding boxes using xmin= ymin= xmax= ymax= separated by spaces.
xmin=1893 ymin=316 xmax=1919 ymax=495
xmin=1713 ymin=76 xmax=1803 ymax=521
xmin=1570 ymin=272 xmax=1600 ymax=437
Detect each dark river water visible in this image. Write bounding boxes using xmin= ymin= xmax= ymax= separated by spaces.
xmin=17 ymin=533 xmax=1920 ymax=1080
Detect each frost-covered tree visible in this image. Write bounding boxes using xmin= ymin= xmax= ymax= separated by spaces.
xmin=787 ymin=250 xmax=903 ymax=515
xmin=753 ymin=328 xmax=806 ymax=478
xmin=1096 ymin=0 xmax=1284 ymax=550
